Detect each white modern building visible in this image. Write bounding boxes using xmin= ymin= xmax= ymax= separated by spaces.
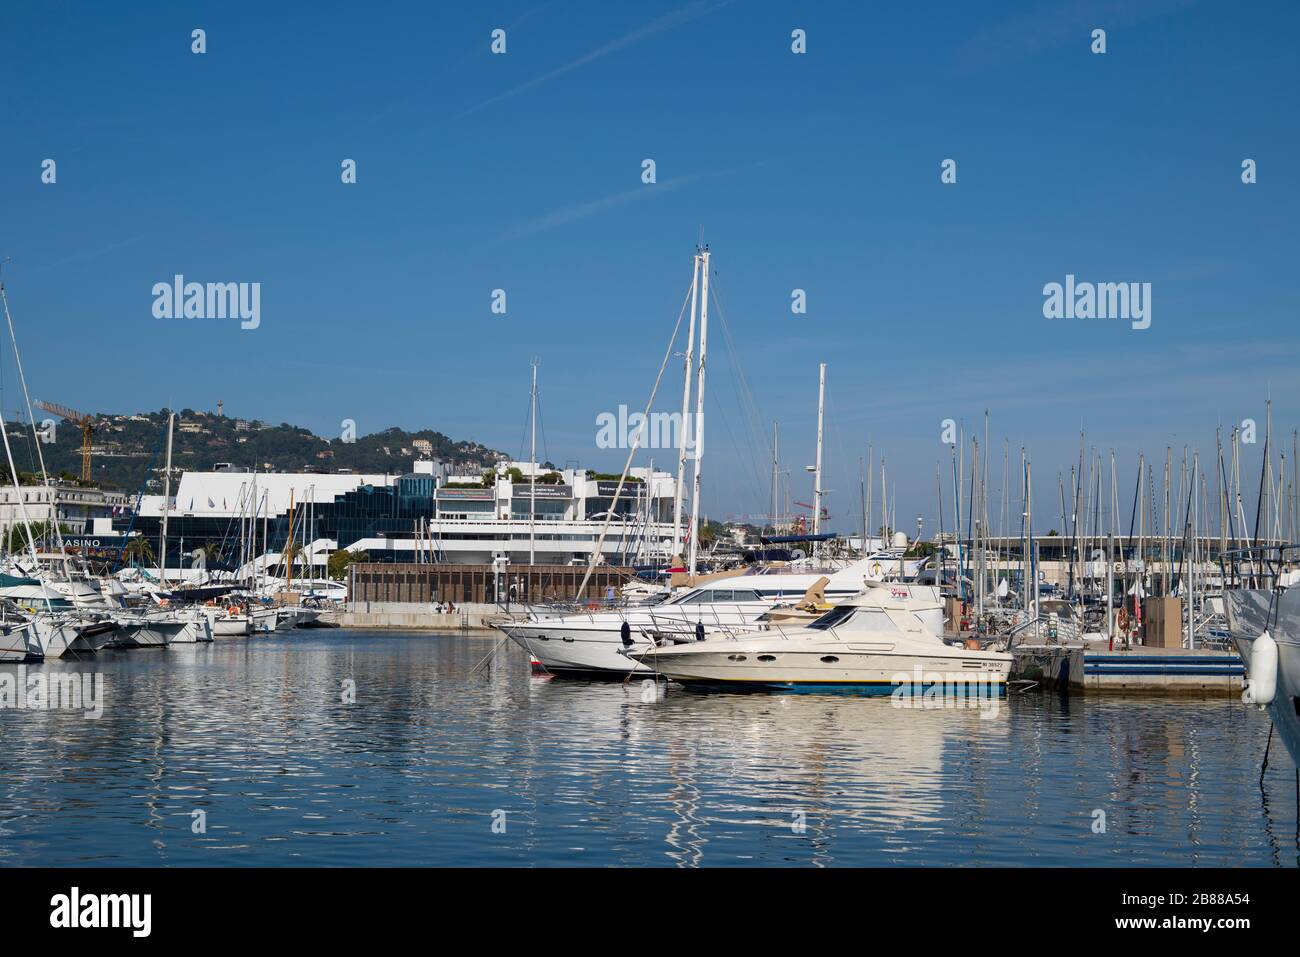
xmin=118 ymin=458 xmax=684 ymax=569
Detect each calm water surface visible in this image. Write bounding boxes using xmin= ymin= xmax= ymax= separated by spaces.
xmin=1 ymin=631 xmax=1295 ymax=867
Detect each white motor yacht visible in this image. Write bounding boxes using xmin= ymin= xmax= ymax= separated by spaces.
xmin=498 ymin=559 xmax=891 ymax=676
xmin=635 ymin=584 xmax=1011 ymax=693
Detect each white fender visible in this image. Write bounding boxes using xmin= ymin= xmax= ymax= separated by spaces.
xmin=1241 ymin=630 xmax=1278 ymax=706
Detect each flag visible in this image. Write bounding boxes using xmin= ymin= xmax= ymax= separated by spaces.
xmin=207 ymin=497 xmax=215 ymax=508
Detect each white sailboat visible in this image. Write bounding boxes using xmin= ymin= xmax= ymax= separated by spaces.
xmin=0 ymin=618 xmax=43 ymax=662
xmin=0 ymin=278 xmax=67 ymax=659
xmin=205 ymin=603 xmax=253 ymax=637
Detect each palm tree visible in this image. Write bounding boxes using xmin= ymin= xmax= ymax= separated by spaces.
xmin=122 ymin=536 xmax=154 ymax=567
xmin=280 ymin=540 xmax=303 ymax=578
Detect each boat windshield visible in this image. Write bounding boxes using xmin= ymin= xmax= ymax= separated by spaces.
xmin=807 ymin=606 xmax=903 ymax=631
xmin=808 ymin=605 xmax=856 ymax=630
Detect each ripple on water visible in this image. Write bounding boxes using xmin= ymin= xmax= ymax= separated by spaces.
xmin=0 ymin=632 xmax=1294 ymax=867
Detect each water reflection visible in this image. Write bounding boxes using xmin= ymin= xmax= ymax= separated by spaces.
xmin=0 ymin=633 xmax=1293 ymax=867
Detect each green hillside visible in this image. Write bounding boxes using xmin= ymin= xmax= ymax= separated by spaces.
xmin=2 ymin=409 xmax=504 ymax=491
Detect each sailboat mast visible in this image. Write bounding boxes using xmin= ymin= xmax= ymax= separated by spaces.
xmin=687 ymin=248 xmax=710 ymax=577
xmin=812 ymin=362 xmax=826 ymax=560
xmin=858 ymin=456 xmax=866 ymax=550
xmin=251 ymin=473 xmax=258 ymax=591
xmin=262 ymin=491 xmax=269 ymax=590
xmin=159 ymin=411 xmax=174 ymax=584
xmin=672 ymin=252 xmax=700 ymax=561
xmin=529 ymin=358 xmax=538 ymax=566
xmin=771 ymin=422 xmax=780 ymax=537
xmin=286 ymin=488 xmax=295 ymax=590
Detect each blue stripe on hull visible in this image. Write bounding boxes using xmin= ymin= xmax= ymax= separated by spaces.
xmin=1084 ymin=666 xmax=1244 ymax=676
xmin=1083 ymin=656 xmax=1243 ymax=665
xmin=677 ymin=680 xmax=1007 ymax=697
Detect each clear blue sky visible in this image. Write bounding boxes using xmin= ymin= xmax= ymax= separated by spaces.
xmin=2 ymin=1 xmax=1297 ymax=534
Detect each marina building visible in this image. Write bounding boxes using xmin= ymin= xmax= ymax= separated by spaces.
xmin=111 ymin=459 xmax=680 ymax=570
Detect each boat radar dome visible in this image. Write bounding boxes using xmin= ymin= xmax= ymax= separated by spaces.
xmin=892 ymin=532 xmax=909 ymax=548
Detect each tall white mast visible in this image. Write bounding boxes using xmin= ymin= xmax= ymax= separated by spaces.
xmin=812 ymin=362 xmax=826 ymax=560
xmin=687 ymin=248 xmax=710 ymax=577
xmin=672 ymin=252 xmax=700 ymax=561
xmin=771 ymin=422 xmax=779 ymax=537
xmin=261 ymin=490 xmax=269 ymax=590
xmin=159 ymin=411 xmax=174 ymax=584
xmin=529 ymin=358 xmax=538 ymax=566
xmin=0 ymin=293 xmax=45 ymax=598
xmin=1189 ymin=451 xmax=1199 ymax=648
xmin=251 ymin=472 xmax=258 ymax=591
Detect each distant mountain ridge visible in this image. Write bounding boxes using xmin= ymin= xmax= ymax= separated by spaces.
xmin=2 ymin=408 xmax=506 ymax=490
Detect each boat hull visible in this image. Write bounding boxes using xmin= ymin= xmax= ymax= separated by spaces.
xmin=28 ymin=618 xmax=80 ymax=658
xmin=169 ymin=613 xmax=214 ymax=643
xmin=1224 ymin=588 xmax=1300 ymax=767
xmin=0 ymin=622 xmax=42 ymax=662
xmin=111 ymin=620 xmax=185 ymax=648
xmin=67 ymin=621 xmax=119 ymax=653
xmin=502 ymin=621 xmax=654 ymax=675
xmin=210 ymin=615 xmax=252 ymax=637
xmin=638 ymin=639 xmax=1010 ymax=694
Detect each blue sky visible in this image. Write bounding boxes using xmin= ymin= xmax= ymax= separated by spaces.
xmin=2 ymin=0 xmax=1297 ymax=534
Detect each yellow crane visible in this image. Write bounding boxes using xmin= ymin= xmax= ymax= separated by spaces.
xmin=33 ymin=400 xmax=96 ymax=482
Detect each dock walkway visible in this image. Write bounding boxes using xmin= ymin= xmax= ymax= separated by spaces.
xmin=1011 ymin=644 xmax=1244 ymax=694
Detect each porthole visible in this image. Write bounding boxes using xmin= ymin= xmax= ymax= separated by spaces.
xmin=820 ymin=655 xmax=840 ymax=664
xmin=728 ymin=654 xmax=747 ymax=661
xmin=757 ymin=654 xmax=777 ymax=662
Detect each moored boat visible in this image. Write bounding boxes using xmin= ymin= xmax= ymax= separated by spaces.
xmin=498 ymin=559 xmax=906 ymax=676
xmin=635 ymin=584 xmax=1011 ymax=694
xmin=1223 ymin=547 xmax=1300 ymax=767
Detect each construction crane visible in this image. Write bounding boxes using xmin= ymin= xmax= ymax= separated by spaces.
xmin=793 ymin=500 xmax=831 ymax=521
xmin=33 ymin=400 xmax=96 ymax=482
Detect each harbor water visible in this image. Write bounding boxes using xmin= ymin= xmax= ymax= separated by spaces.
xmin=1 ymin=631 xmax=1295 ymax=867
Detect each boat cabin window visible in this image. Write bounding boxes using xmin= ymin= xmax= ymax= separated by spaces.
xmin=671 ymin=587 xmax=786 ymax=605
xmin=673 ymin=590 xmax=713 ymax=604
xmin=856 ymin=610 xmax=901 ymax=632
xmin=808 ymin=606 xmax=856 ymax=630
xmin=808 ymin=607 xmax=900 ymax=631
